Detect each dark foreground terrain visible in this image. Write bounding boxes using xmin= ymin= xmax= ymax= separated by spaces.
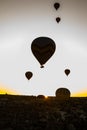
xmin=0 ymin=95 xmax=87 ymax=130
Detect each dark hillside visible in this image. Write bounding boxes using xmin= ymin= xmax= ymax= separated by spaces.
xmin=0 ymin=95 xmax=87 ymax=130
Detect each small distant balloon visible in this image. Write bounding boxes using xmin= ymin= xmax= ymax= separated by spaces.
xmin=64 ymin=69 xmax=70 ymax=76
xmin=37 ymin=95 xmax=45 ymax=99
xmin=56 ymin=17 xmax=61 ymax=23
xmin=31 ymin=37 xmax=56 ymax=68
xmin=25 ymin=71 xmax=33 ymax=80
xmin=54 ymin=3 xmax=60 ymax=10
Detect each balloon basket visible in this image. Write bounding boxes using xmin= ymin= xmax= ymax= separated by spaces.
xmin=40 ymin=65 xmax=44 ymax=68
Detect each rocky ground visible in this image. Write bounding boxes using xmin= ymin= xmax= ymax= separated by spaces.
xmin=0 ymin=95 xmax=87 ymax=130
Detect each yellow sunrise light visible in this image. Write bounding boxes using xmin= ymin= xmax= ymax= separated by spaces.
xmin=45 ymin=96 xmax=48 ymax=99
xmin=0 ymin=84 xmax=18 ymax=95
xmin=71 ymin=91 xmax=87 ymax=97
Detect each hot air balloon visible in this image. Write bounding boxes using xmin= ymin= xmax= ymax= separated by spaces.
xmin=55 ymin=88 xmax=71 ymax=100
xmin=56 ymin=17 xmax=61 ymax=23
xmin=64 ymin=69 xmax=70 ymax=76
xmin=31 ymin=37 xmax=56 ymax=68
xmin=25 ymin=71 xmax=33 ymax=80
xmin=54 ymin=3 xmax=60 ymax=10
xmin=37 ymin=95 xmax=45 ymax=99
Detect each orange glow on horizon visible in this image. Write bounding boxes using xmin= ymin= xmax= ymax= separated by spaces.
xmin=0 ymin=83 xmax=87 ymax=97
xmin=0 ymin=88 xmax=18 ymax=95
xmin=0 ymin=84 xmax=19 ymax=95
xmin=71 ymin=91 xmax=87 ymax=97
xmin=45 ymin=96 xmax=48 ymax=99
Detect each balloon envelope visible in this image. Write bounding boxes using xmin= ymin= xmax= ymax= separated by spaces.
xmin=25 ymin=71 xmax=33 ymax=80
xmin=56 ymin=17 xmax=61 ymax=23
xmin=55 ymin=88 xmax=71 ymax=99
xmin=64 ymin=69 xmax=70 ymax=76
xmin=37 ymin=95 xmax=45 ymax=99
xmin=54 ymin=3 xmax=60 ymax=10
xmin=31 ymin=37 xmax=56 ymax=68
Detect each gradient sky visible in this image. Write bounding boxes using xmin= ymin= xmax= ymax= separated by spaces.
xmin=0 ymin=0 xmax=87 ymax=96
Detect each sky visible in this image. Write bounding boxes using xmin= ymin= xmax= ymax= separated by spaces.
xmin=0 ymin=0 xmax=87 ymax=96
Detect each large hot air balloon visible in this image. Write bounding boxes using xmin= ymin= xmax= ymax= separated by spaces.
xmin=54 ymin=3 xmax=60 ymax=10
xmin=64 ymin=69 xmax=70 ymax=76
xmin=31 ymin=37 xmax=56 ymax=68
xmin=55 ymin=88 xmax=71 ymax=100
xmin=25 ymin=71 xmax=33 ymax=80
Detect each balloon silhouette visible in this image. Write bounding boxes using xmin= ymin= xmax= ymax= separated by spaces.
xmin=55 ymin=88 xmax=71 ymax=99
xmin=25 ymin=71 xmax=33 ymax=80
xmin=54 ymin=3 xmax=60 ymax=10
xmin=37 ymin=95 xmax=45 ymax=99
xmin=56 ymin=17 xmax=61 ymax=23
xmin=31 ymin=37 xmax=56 ymax=68
xmin=64 ymin=69 xmax=70 ymax=76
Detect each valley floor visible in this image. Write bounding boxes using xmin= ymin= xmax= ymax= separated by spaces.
xmin=0 ymin=95 xmax=87 ymax=130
